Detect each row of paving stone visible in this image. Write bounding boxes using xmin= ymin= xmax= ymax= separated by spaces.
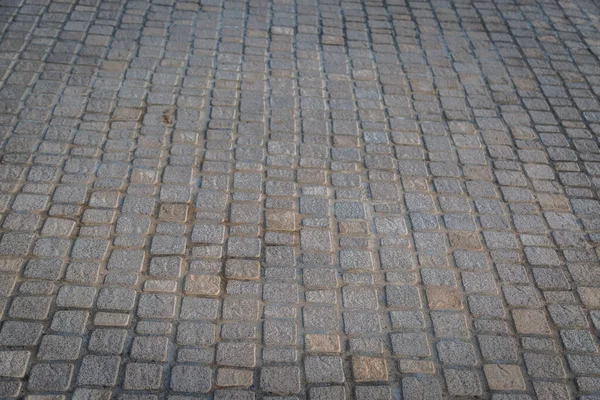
xmin=1 ymin=0 xmax=600 ymax=397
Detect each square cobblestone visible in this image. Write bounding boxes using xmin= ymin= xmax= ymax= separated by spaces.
xmin=217 ymin=342 xmax=256 ymax=367
xmin=0 ymin=351 xmax=30 ymax=378
xmin=28 ymin=363 xmax=73 ymax=391
xmin=1 ymin=0 xmax=599 ymax=397
xmin=260 ymin=366 xmax=301 ymax=395
xmin=170 ymin=365 xmax=212 ymax=393
xmin=77 ymin=356 xmax=120 ymax=386
xmin=124 ymin=363 xmax=163 ymax=390
xmin=305 ymin=356 xmax=345 ymax=383
xmin=352 ymin=356 xmax=388 ymax=382
xmin=484 ymin=364 xmax=526 ymax=391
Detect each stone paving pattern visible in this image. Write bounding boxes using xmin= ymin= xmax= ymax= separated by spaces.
xmin=1 ymin=0 xmax=600 ymax=397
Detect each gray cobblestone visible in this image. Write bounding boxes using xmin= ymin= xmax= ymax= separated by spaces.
xmin=124 ymin=363 xmax=163 ymax=390
xmin=0 ymin=350 xmax=30 ymax=378
xmin=260 ymin=366 xmax=301 ymax=395
xmin=130 ymin=336 xmax=169 ymax=362
xmin=170 ymin=365 xmax=212 ymax=393
xmin=77 ymin=355 xmax=120 ymax=386
xmin=88 ymin=329 xmax=127 ymax=355
xmin=1 ymin=0 xmax=600 ymax=396
xmin=216 ymin=342 xmax=256 ymax=367
xmin=444 ymin=369 xmax=483 ymax=396
xmin=28 ymin=363 xmax=73 ymax=391
xmin=37 ymin=335 xmax=82 ymax=360
xmin=50 ymin=311 xmax=89 ymax=334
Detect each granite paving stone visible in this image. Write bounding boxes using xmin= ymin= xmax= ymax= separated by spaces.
xmin=1 ymin=0 xmax=600 ymax=396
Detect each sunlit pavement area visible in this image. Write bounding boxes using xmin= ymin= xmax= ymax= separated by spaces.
xmin=1 ymin=0 xmax=600 ymax=397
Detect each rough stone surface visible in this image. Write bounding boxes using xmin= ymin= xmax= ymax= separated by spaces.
xmin=1 ymin=0 xmax=599 ymax=397
xmin=352 ymin=356 xmax=388 ymax=382
xmin=0 ymin=351 xmax=30 ymax=378
xmin=484 ymin=364 xmax=526 ymax=391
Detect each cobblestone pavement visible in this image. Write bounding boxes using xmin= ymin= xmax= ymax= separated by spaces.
xmin=2 ymin=0 xmax=600 ymax=397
